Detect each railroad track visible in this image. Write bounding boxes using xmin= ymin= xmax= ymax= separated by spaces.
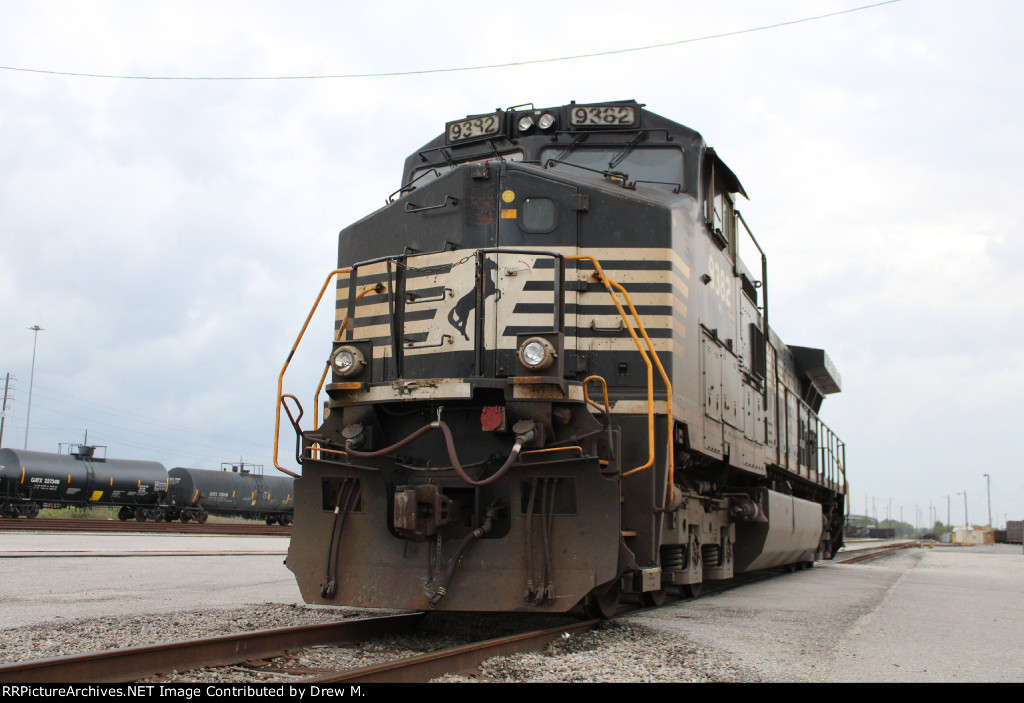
xmin=0 ymin=517 xmax=291 ymax=536
xmin=0 ymin=613 xmax=597 ymax=684
xmin=834 ymin=540 xmax=921 ymax=564
xmin=0 ymin=546 xmax=925 ymax=683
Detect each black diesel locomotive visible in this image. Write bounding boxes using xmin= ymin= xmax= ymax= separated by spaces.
xmin=277 ymin=100 xmax=847 ymax=616
xmin=0 ymin=446 xmax=293 ymax=524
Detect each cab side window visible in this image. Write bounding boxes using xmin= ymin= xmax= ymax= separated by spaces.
xmin=703 ymin=159 xmax=735 ymax=261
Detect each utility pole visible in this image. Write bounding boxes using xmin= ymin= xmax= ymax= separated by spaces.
xmin=983 ymin=473 xmax=992 ymax=527
xmin=24 ymin=325 xmax=43 ymax=449
xmin=0 ymin=372 xmax=10 ymax=447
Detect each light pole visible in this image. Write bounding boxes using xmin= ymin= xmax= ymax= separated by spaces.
xmin=983 ymin=473 xmax=992 ymax=528
xmin=24 ymin=325 xmax=43 ymax=450
xmin=957 ymin=491 xmax=968 ymax=529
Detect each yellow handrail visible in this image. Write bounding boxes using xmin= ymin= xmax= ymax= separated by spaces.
xmin=582 ymin=375 xmax=611 ymax=415
xmin=567 ymin=256 xmax=656 ymax=476
xmin=274 ymin=267 xmax=352 ymax=476
xmin=607 ymin=279 xmax=676 ymax=504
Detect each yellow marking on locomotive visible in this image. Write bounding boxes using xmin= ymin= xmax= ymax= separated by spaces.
xmin=90 ymin=491 xmax=104 ymax=502
xmin=192 ymin=489 xmax=199 ymax=502
xmin=502 ymin=189 xmax=515 ymax=203
xmin=20 ymin=467 xmax=24 ymax=483
xmin=500 ymin=209 xmax=517 ymax=219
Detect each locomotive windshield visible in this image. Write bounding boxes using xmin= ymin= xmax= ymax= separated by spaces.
xmin=540 ymin=146 xmax=684 ymax=191
xmin=410 ymin=150 xmax=525 ymax=190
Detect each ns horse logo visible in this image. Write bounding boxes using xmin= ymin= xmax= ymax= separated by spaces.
xmin=447 ymin=258 xmax=501 ymax=341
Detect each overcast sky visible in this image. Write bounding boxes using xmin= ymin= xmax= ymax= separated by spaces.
xmin=2 ymin=0 xmax=1021 ymax=529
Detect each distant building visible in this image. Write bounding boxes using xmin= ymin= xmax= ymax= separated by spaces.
xmin=952 ymin=527 xmax=995 ymax=545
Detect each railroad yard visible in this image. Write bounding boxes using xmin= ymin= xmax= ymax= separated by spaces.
xmin=0 ymin=527 xmax=1021 ymax=683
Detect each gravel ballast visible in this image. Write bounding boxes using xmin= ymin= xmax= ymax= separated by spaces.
xmin=0 ymin=604 xmax=754 ymax=683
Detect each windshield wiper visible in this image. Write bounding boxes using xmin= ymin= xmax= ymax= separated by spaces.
xmin=549 ymin=133 xmax=590 ymax=164
xmin=608 ymin=131 xmax=649 ymax=170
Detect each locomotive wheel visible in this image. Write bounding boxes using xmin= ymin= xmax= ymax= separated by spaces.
xmin=153 ymin=510 xmax=165 ymax=523
xmin=24 ymin=503 xmax=39 ymax=519
xmin=134 ymin=507 xmax=148 ymax=522
xmin=585 ymin=581 xmax=622 ymax=619
xmin=117 ymin=506 xmax=132 ymax=521
xmin=280 ymin=515 xmax=292 ymax=526
xmin=681 ymin=582 xmax=703 ymax=599
xmin=197 ymin=512 xmax=208 ymax=524
xmin=180 ymin=514 xmax=191 ymax=523
xmin=0 ymin=502 xmax=17 ymax=519
xmin=640 ymin=587 xmax=669 ymax=607
xmin=265 ymin=517 xmax=278 ymax=526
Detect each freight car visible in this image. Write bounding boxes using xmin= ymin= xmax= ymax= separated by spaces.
xmin=1007 ymin=520 xmax=1022 ymax=544
xmin=0 ymin=444 xmax=167 ymax=519
xmin=276 ymin=100 xmax=847 ymax=616
xmin=0 ymin=446 xmax=294 ymax=524
xmin=162 ymin=464 xmax=294 ymax=525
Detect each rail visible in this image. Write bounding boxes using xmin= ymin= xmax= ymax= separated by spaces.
xmin=0 ymin=614 xmax=425 ymax=683
xmin=308 ymin=619 xmax=598 ymax=683
xmin=0 ymin=517 xmax=291 ymax=536
xmin=0 ymin=613 xmax=599 ymax=684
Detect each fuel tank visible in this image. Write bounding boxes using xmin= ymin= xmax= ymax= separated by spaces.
xmin=733 ymin=488 xmax=824 ymax=571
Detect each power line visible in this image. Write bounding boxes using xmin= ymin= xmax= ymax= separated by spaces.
xmin=0 ymin=1 xmax=904 ymax=81
xmin=28 ymin=384 xmax=267 ymax=447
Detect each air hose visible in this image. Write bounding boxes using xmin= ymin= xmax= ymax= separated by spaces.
xmin=344 ymin=420 xmax=535 ymax=488
xmin=428 ymin=504 xmax=499 ymax=607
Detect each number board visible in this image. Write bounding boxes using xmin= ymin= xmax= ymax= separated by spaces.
xmin=570 ymin=105 xmax=637 ymax=128
xmin=446 ymin=112 xmax=503 ymax=144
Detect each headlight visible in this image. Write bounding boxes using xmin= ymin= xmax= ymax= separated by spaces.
xmin=538 ymin=113 xmax=556 ymax=130
xmin=518 ymin=337 xmax=556 ymax=371
xmin=517 ymin=115 xmax=535 ymax=132
xmin=331 ymin=345 xmax=365 ymax=377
